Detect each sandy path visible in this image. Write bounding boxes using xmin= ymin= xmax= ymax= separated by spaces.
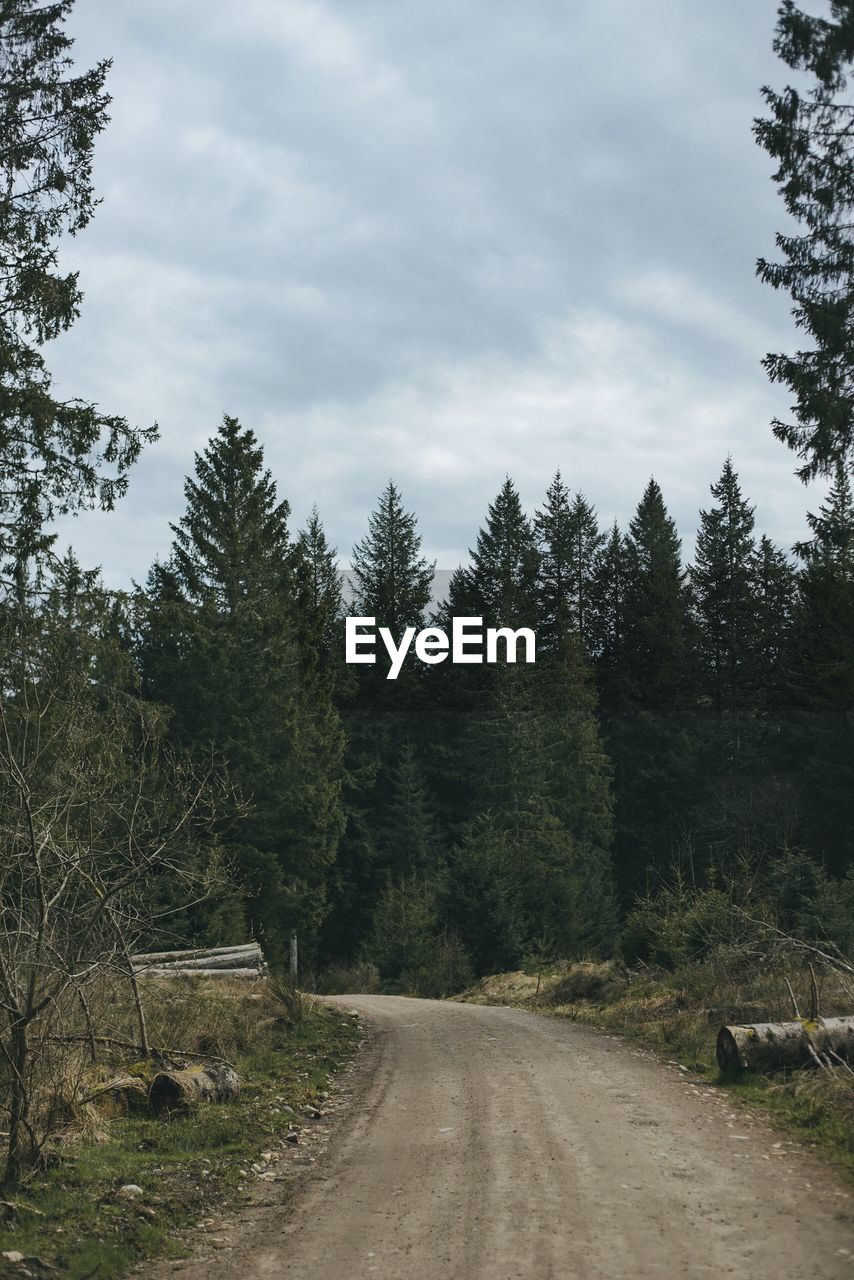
xmin=141 ymin=995 xmax=854 ymax=1279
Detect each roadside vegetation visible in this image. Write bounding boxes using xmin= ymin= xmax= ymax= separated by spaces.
xmin=457 ymin=875 xmax=854 ymax=1177
xmin=0 ymin=978 xmax=362 ymax=1280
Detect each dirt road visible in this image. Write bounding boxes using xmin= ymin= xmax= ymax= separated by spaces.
xmin=147 ymin=995 xmax=854 ymax=1279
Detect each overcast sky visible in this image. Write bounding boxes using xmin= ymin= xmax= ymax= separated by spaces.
xmin=49 ymin=0 xmax=828 ymax=587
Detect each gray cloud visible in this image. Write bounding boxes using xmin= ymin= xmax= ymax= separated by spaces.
xmin=49 ymin=0 xmax=826 ymax=586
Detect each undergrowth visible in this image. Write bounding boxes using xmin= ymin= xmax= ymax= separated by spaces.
xmin=0 ymin=979 xmax=362 ymax=1279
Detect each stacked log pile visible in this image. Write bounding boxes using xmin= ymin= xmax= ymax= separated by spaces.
xmin=131 ymin=942 xmax=267 ymax=980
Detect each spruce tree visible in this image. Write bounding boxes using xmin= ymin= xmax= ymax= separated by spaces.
xmin=351 ymin=481 xmax=434 ymax=636
xmin=754 ymin=1 xmax=854 ymax=479
xmin=789 ymin=463 xmax=854 ymax=873
xmin=607 ymin=480 xmax=695 ymax=903
xmin=590 ymin=522 xmax=628 ymax=715
xmin=691 ymin=459 xmax=757 ymax=725
xmin=328 ymin=483 xmax=433 ymax=960
xmin=468 ymin=477 xmax=539 ymax=626
xmin=293 ymin=506 xmax=344 ymax=690
xmin=623 ymin=479 xmax=690 ymax=710
xmin=377 ymin=742 xmax=437 ymax=878
xmin=0 ymin=1 xmax=156 ymax=572
xmin=140 ymin=416 xmax=344 ymax=961
xmin=752 ymin=534 xmax=797 ymax=720
xmin=535 ymin=473 xmax=604 ymax=657
xmin=534 ymin=470 xmax=574 ymax=652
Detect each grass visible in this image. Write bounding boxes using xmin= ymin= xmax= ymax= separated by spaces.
xmin=459 ymin=957 xmax=854 ymax=1178
xmin=0 ymin=981 xmax=362 ymax=1279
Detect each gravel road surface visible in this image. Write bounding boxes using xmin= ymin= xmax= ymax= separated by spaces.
xmin=143 ymin=994 xmax=854 ymax=1279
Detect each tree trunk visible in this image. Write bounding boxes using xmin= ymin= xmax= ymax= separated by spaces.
xmin=716 ymin=1015 xmax=854 ymax=1073
xmin=4 ymin=1019 xmax=31 ymax=1188
xmin=124 ymin=948 xmax=150 ymax=1057
xmin=149 ymin=1063 xmax=240 ymax=1113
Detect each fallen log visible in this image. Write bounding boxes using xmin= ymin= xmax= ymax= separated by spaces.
xmin=716 ymin=1015 xmax=854 ymax=1073
xmin=131 ymin=942 xmax=260 ymax=966
xmin=149 ymin=1063 xmax=240 ymax=1113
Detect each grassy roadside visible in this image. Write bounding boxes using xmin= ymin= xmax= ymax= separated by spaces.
xmin=458 ymin=961 xmax=854 ymax=1178
xmin=0 ymin=983 xmax=363 ymax=1280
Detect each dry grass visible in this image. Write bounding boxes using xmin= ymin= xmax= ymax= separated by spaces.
xmin=0 ymin=977 xmax=362 ymax=1279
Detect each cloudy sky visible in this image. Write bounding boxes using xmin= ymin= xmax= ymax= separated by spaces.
xmin=49 ymin=0 xmax=826 ymax=587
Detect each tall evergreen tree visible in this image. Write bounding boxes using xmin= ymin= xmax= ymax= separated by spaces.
xmin=0 ymin=2 xmax=156 ymax=574
xmin=590 ymin=522 xmax=628 ymax=713
xmin=326 ymin=484 xmax=434 ymax=960
xmin=535 ymin=473 xmax=604 ymax=656
xmin=788 ymin=463 xmax=854 ymax=873
xmin=605 ymin=480 xmax=695 ymax=902
xmin=139 ymin=416 xmax=344 ymax=961
xmin=691 ymin=459 xmax=757 ymax=725
xmin=752 ymin=534 xmax=797 ymax=719
xmin=376 ymin=742 xmax=437 ymax=878
xmin=351 ymin=481 xmax=434 ymax=637
xmin=293 ymin=506 xmax=344 ymax=690
xmin=468 ymin=477 xmax=539 ymax=626
xmin=534 ymin=470 xmax=574 ymax=652
xmin=754 ymin=0 xmax=854 ymax=479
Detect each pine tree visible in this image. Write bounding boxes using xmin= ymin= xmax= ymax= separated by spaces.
xmin=0 ymin=2 xmax=156 ymax=571
xmin=691 ymin=459 xmax=757 ymax=724
xmin=788 ymin=463 xmax=854 ymax=873
xmin=752 ymin=534 xmax=797 ymax=718
xmin=535 ymin=473 xmax=604 ymax=657
xmin=606 ymin=480 xmax=695 ymax=903
xmin=377 ymin=742 xmax=437 ymax=878
xmin=623 ymin=479 xmax=690 ymax=710
xmin=754 ymin=1 xmax=854 ymax=479
xmin=468 ymin=477 xmax=539 ymax=626
xmin=590 ymin=522 xmax=628 ymax=714
xmin=351 ymin=481 xmax=434 ymax=636
xmin=442 ymin=816 xmax=522 ymax=976
xmin=140 ymin=416 xmax=344 ymax=961
xmin=293 ymin=506 xmax=344 ymax=690
xmin=328 ymin=484 xmax=434 ymax=960
xmin=534 ymin=470 xmax=574 ymax=652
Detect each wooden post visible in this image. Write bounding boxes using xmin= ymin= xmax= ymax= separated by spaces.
xmin=289 ymin=930 xmax=298 ymax=979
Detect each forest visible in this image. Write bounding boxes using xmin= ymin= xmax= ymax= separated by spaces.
xmin=100 ymin=431 xmax=854 ymax=993
xmin=0 ymin=0 xmax=852 ymax=1198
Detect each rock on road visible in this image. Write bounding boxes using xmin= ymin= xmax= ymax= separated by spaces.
xmin=149 ymin=995 xmax=854 ymax=1280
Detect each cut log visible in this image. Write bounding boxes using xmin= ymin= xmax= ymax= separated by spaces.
xmin=139 ymin=950 xmax=263 ymax=973
xmin=131 ymin=942 xmax=260 ymax=966
xmin=716 ymin=1015 xmax=854 ymax=1073
xmin=138 ymin=966 xmax=265 ymax=980
xmin=149 ymin=1063 xmax=240 ymax=1114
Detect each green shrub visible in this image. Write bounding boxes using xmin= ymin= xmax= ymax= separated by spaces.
xmin=315 ymin=961 xmax=381 ymax=994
